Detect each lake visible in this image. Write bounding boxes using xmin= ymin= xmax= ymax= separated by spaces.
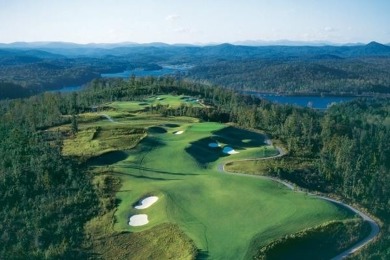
xmin=245 ymin=92 xmax=355 ymax=109
xmin=48 ymin=65 xmax=190 ymax=92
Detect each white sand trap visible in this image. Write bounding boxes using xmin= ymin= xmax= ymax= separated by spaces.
xmin=223 ymin=146 xmax=240 ymax=154
xmin=135 ymin=196 xmax=159 ymax=209
xmin=208 ymin=142 xmax=220 ymax=148
xmin=129 ymin=214 xmax=149 ymax=226
xmin=173 ymin=130 xmax=184 ymax=135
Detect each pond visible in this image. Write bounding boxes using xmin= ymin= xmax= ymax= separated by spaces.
xmin=48 ymin=65 xmax=190 ymax=92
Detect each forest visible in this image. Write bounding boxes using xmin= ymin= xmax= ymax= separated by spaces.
xmin=1 ymin=41 xmax=390 ymax=98
xmin=188 ymin=57 xmax=390 ymax=95
xmin=0 ymin=76 xmax=389 ymax=258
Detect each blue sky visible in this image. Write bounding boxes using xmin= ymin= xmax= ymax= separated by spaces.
xmin=0 ymin=0 xmax=389 ymax=44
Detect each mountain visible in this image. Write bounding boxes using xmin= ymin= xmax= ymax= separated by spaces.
xmin=233 ymin=40 xmax=340 ymax=46
xmin=364 ymin=41 xmax=390 ymax=53
xmin=342 ymin=41 xmax=390 ymax=57
xmin=1 ymin=41 xmax=390 ymax=58
xmin=0 ymin=49 xmax=65 ymax=66
xmin=0 ymin=48 xmax=63 ymax=58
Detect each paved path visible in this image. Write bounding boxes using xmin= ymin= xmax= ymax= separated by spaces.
xmin=219 ymin=140 xmax=379 ymax=259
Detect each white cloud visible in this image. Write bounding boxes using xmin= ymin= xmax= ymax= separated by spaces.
xmin=324 ymin=26 xmax=335 ymax=32
xmin=174 ymin=27 xmax=189 ymax=34
xmin=165 ymin=14 xmax=181 ymax=22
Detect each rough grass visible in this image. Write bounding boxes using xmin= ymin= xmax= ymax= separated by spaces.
xmin=225 ymin=156 xmax=315 ymax=175
xmin=87 ymin=223 xmax=197 ymax=260
xmin=62 ymin=125 xmax=146 ymax=160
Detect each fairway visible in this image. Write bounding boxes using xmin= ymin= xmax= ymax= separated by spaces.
xmin=95 ymin=120 xmax=355 ymax=259
xmin=105 ymin=94 xmax=203 ymax=113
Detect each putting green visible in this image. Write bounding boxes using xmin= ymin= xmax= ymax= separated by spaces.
xmin=105 ymin=94 xmax=202 ymax=113
xmin=105 ymin=121 xmax=354 ymax=259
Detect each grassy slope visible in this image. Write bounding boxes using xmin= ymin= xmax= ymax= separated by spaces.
xmin=110 ymin=121 xmax=353 ymax=259
xmin=106 ymin=94 xmax=202 ymax=113
xmin=86 ymin=214 xmax=196 ymax=260
xmin=62 ymin=125 xmax=146 ymax=159
xmin=60 ymin=98 xmax=356 ymax=259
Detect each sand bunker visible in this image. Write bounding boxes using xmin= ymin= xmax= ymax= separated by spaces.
xmin=135 ymin=196 xmax=159 ymax=209
xmin=173 ymin=130 xmax=184 ymax=135
xmin=208 ymin=142 xmax=220 ymax=148
xmin=129 ymin=214 xmax=149 ymax=226
xmin=223 ymin=146 xmax=239 ymax=154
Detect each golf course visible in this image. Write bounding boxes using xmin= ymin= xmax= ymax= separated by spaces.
xmin=61 ymin=96 xmax=366 ymax=259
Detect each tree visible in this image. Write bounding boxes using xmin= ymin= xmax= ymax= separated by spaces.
xmin=71 ymin=114 xmax=78 ymax=135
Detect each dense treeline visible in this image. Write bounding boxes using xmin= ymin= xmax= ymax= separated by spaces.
xmin=0 ymin=82 xmax=34 ymax=100
xmin=0 ymin=77 xmax=388 ymax=258
xmin=188 ymin=57 xmax=390 ymax=95
xmin=320 ymin=101 xmax=390 ymax=212
xmin=254 ymin=219 xmax=371 ymax=260
xmin=0 ymin=92 xmax=99 ymax=258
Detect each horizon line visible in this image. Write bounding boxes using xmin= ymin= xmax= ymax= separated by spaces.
xmin=0 ymin=39 xmax=388 ymax=47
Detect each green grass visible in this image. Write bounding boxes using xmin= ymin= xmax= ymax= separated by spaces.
xmin=105 ymin=94 xmax=202 ymax=113
xmin=225 ymin=155 xmax=315 ymax=175
xmin=62 ymin=125 xmax=146 ymax=159
xmin=106 ymin=101 xmax=149 ymax=112
xmin=145 ymin=94 xmax=202 ymax=108
xmin=86 ymin=218 xmax=196 ymax=260
xmin=63 ymin=110 xmax=357 ymax=259
xmin=107 ymin=121 xmax=354 ymax=259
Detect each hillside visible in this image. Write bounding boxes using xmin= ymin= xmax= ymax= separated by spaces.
xmin=0 ymin=77 xmax=388 ymax=259
xmin=1 ymin=42 xmax=389 ymax=96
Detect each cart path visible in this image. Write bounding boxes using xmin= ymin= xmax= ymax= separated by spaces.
xmin=100 ymin=113 xmax=115 ymax=122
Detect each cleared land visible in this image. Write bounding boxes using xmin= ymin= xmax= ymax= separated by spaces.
xmin=61 ymin=98 xmax=357 ymax=259
xmin=105 ymin=94 xmax=202 ymax=113
xmin=112 ymin=122 xmax=353 ymax=259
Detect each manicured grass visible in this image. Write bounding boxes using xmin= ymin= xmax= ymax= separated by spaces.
xmin=105 ymin=94 xmax=202 ymax=113
xmin=106 ymin=101 xmax=149 ymax=112
xmin=62 ymin=113 xmax=198 ymax=160
xmin=63 ymin=110 xmax=357 ymax=259
xmin=145 ymin=94 xmax=202 ymax=108
xmin=107 ymin=121 xmax=354 ymax=259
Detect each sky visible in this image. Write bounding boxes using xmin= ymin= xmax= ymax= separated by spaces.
xmin=0 ymin=0 xmax=389 ymax=44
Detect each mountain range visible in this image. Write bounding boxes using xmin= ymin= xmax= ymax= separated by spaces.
xmin=0 ymin=41 xmax=389 ymax=59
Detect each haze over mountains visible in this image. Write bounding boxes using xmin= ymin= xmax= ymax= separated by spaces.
xmin=0 ymin=40 xmax=390 ymax=58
